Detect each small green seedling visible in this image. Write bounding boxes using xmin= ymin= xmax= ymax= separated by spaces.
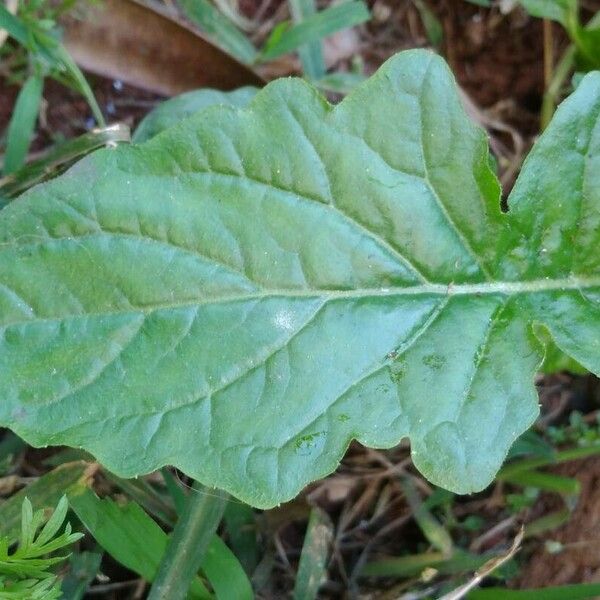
xmin=0 ymin=495 xmax=82 ymax=598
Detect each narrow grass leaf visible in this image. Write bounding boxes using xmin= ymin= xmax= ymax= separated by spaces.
xmin=502 ymin=470 xmax=580 ymax=495
xmin=413 ymin=0 xmax=443 ymax=46
xmin=69 ymin=488 xmax=211 ymax=599
xmin=178 ymin=0 xmax=257 ymax=64
xmin=261 ymin=1 xmax=369 ymax=60
xmin=224 ymin=502 xmax=259 ymax=574
xmin=293 ymin=507 xmax=333 ymax=600
xmin=161 ymin=468 xmax=187 ymax=515
xmin=288 ymin=0 xmax=325 ymax=79
xmin=362 ymin=550 xmax=490 ymax=578
xmin=61 ymin=551 xmax=103 ymax=600
xmin=498 ymin=444 xmax=600 ymax=480
xmin=103 ymin=471 xmax=176 ymax=527
xmin=467 ymin=582 xmax=600 ymax=599
xmin=400 ymin=476 xmax=454 ymax=556
xmin=202 ymin=536 xmax=254 ymax=600
xmin=3 ymin=74 xmax=43 ymax=175
xmin=0 ymin=4 xmax=27 ymax=45
xmin=523 ymin=508 xmax=571 ymax=538
xmin=52 ymin=45 xmax=105 ymax=127
xmin=0 ymin=124 xmax=130 ymax=202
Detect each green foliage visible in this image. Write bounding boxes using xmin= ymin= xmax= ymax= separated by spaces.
xmin=0 ymin=1 xmax=104 ymax=175
xmin=518 ymin=0 xmax=600 ymax=70
xmin=133 ymin=87 xmax=258 ymax=144
xmin=3 ymin=74 xmax=43 ymax=176
xmin=468 ymin=582 xmax=600 ymax=599
xmin=0 ymin=496 xmax=82 ymax=599
xmin=288 ymin=0 xmax=325 ymax=79
xmin=70 ymin=488 xmax=252 ymax=598
xmin=177 ymin=0 xmax=258 ymax=65
xmin=260 ymin=1 xmax=370 ymax=61
xmin=0 ymin=463 xmax=89 ymax=544
xmin=2 ymin=50 xmax=600 ymax=509
xmin=177 ymin=0 xmax=370 ymax=76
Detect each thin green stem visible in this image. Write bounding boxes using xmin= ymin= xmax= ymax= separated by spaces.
xmin=0 ymin=124 xmax=130 ymax=202
xmin=541 ymin=44 xmax=576 ymax=130
xmin=148 ymin=482 xmax=228 ymax=600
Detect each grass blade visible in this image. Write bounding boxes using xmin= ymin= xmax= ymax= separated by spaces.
xmin=400 ymin=476 xmax=454 ymax=556
xmin=0 ymin=3 xmax=27 ymax=45
xmin=178 ymin=0 xmax=257 ymax=64
xmin=148 ymin=482 xmax=228 ymax=600
xmin=261 ymin=1 xmax=370 ymax=61
xmin=3 ymin=74 xmax=43 ymax=175
xmin=293 ymin=507 xmax=333 ymax=600
xmin=287 ymin=0 xmax=325 ymax=79
xmin=362 ymin=550 xmax=490 ymax=578
xmin=412 ymin=0 xmax=443 ymax=46
xmin=52 ymin=44 xmax=105 ymax=127
xmin=61 ymin=551 xmax=103 ymax=600
xmin=0 ymin=123 xmax=130 ymax=201
xmin=224 ymin=502 xmax=259 ymax=574
xmin=467 ymin=583 xmax=600 ymax=599
xmin=69 ymin=488 xmax=211 ymax=599
xmin=498 ymin=444 xmax=600 ymax=480
xmin=202 ymin=536 xmax=254 ymax=599
xmin=502 ymin=469 xmax=580 ymax=495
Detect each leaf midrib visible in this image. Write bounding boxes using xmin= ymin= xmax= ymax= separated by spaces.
xmin=2 ymin=275 xmax=600 ymax=330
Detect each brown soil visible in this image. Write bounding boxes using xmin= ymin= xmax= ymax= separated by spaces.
xmin=518 ymin=457 xmax=600 ymax=586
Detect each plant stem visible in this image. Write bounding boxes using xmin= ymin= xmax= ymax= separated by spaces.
xmin=543 ymin=19 xmax=553 ymax=88
xmin=540 ymin=44 xmax=575 ymax=130
xmin=148 ymin=482 xmax=228 ymax=600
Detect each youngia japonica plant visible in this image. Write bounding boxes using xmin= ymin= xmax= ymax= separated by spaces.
xmin=1 ymin=50 xmax=599 ymax=509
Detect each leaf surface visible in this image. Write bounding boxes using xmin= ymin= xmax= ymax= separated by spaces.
xmin=1 ymin=50 xmax=600 ymax=507
xmin=133 ymin=87 xmax=258 ymax=143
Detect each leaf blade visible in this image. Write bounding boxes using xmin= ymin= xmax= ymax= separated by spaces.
xmin=1 ymin=51 xmax=600 ymax=509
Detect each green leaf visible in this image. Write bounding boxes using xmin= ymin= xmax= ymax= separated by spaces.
xmin=539 ymin=332 xmax=587 ymax=374
xmin=223 ymin=502 xmax=258 ymax=574
xmin=363 ymin=549 xmax=492 ymax=578
xmin=413 ymin=0 xmax=443 ymax=47
xmin=0 ymin=4 xmax=28 ymax=45
xmin=467 ymin=583 xmax=600 ymax=599
xmin=0 ymin=463 xmax=89 ymax=544
xmin=69 ymin=489 xmax=211 ymax=599
xmin=287 ymin=0 xmax=326 ymax=80
xmin=293 ymin=507 xmax=333 ymax=600
xmin=518 ymin=0 xmax=576 ymax=26
xmin=133 ymin=88 xmax=258 ymax=143
xmin=501 ymin=469 xmax=580 ymax=495
xmin=201 ymin=535 xmax=254 ymax=600
xmin=260 ymin=1 xmax=370 ymax=61
xmin=177 ymin=0 xmax=257 ymax=65
xmin=3 ymin=75 xmax=43 ymax=175
xmin=2 ymin=50 xmax=600 ymax=508
xmin=573 ymin=26 xmax=600 ymax=70
xmin=60 ymin=551 xmax=102 ymax=600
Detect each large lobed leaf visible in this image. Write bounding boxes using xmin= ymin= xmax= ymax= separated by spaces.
xmin=1 ymin=50 xmax=600 ymax=508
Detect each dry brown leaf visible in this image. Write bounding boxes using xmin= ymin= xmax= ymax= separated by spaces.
xmin=60 ymin=0 xmax=264 ymax=96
